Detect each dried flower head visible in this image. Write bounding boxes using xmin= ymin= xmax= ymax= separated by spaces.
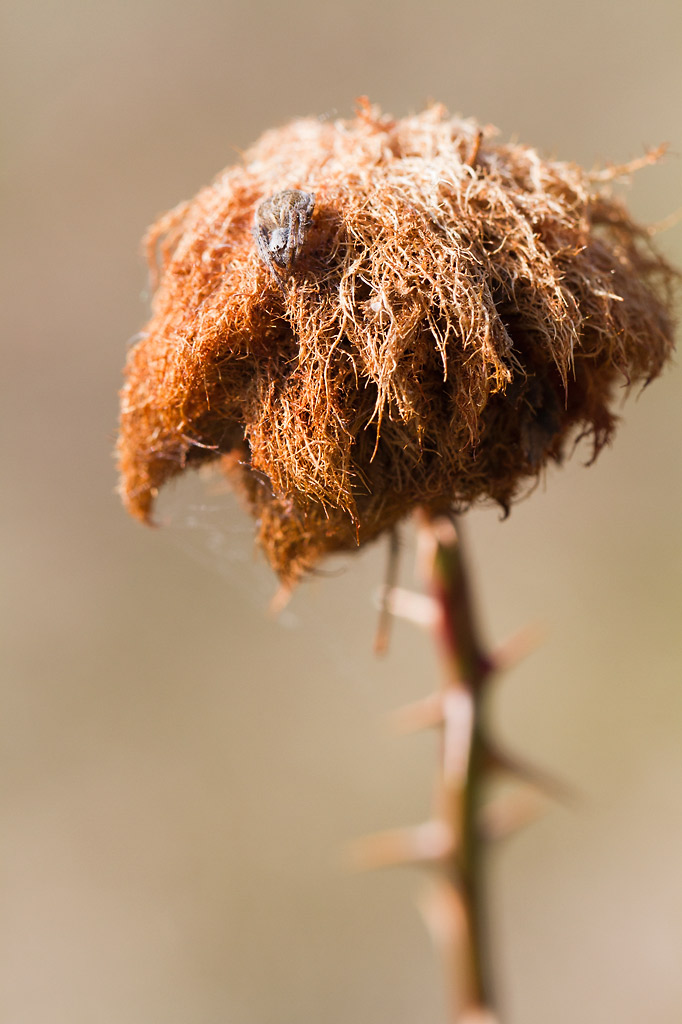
xmin=118 ymin=100 xmax=677 ymax=581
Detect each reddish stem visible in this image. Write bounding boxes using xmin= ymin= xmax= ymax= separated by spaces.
xmin=422 ymin=513 xmax=497 ymax=1022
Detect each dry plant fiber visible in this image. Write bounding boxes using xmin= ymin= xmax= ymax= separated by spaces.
xmin=118 ymin=100 xmax=677 ymax=581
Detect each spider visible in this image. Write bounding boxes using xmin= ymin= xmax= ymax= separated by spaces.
xmin=253 ymin=189 xmax=315 ymax=277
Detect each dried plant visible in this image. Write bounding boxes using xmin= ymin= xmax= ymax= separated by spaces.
xmin=118 ymin=99 xmax=676 ymax=583
xmin=117 ymin=100 xmax=677 ymax=1022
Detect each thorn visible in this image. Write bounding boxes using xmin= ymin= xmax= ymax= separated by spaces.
xmin=442 ymin=688 xmax=475 ymax=782
xmin=427 ymin=513 xmax=459 ymax=551
xmin=390 ymin=692 xmax=444 ymax=734
xmin=374 ymin=528 xmax=401 ymax=655
xmin=268 ymin=582 xmax=293 ymax=617
xmin=347 ymin=820 xmax=453 ymax=871
xmin=418 ymin=876 xmax=468 ymax=951
xmin=489 ymin=622 xmax=546 ymax=673
xmin=458 ymin=1010 xmax=500 ymax=1024
xmin=479 ymin=784 xmax=551 ymax=842
xmin=483 ymin=743 xmax=576 ymax=804
xmin=374 ymin=586 xmax=439 ymax=629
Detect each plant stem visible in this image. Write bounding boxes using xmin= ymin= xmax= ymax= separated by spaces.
xmin=422 ymin=513 xmax=497 ymax=1022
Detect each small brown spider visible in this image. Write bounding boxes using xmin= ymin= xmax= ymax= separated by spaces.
xmin=253 ymin=188 xmax=315 ymax=277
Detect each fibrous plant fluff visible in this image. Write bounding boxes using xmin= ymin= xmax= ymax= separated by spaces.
xmin=118 ymin=100 xmax=676 ymax=580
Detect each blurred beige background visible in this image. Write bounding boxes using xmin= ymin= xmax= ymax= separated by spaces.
xmin=2 ymin=1 xmax=681 ymax=1022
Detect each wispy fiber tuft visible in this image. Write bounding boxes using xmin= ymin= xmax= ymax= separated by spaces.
xmin=118 ymin=100 xmax=677 ymax=580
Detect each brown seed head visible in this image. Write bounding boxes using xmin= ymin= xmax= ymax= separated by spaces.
xmin=118 ymin=100 xmax=678 ymax=581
